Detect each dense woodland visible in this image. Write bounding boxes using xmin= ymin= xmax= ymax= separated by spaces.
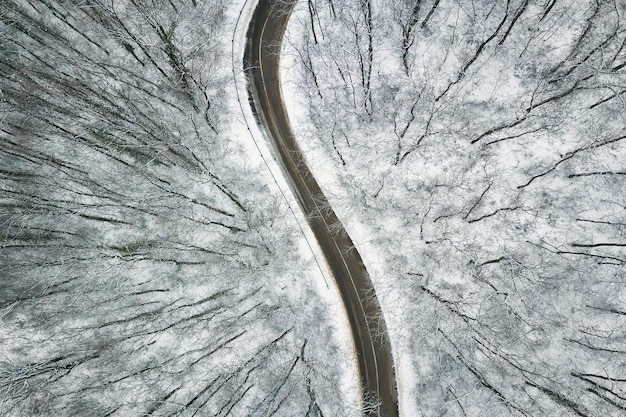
xmin=286 ymin=0 xmax=626 ymax=415
xmin=2 ymin=0 xmax=625 ymax=415
xmin=0 ymin=1 xmax=354 ymax=416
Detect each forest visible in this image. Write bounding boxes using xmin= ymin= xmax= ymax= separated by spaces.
xmin=2 ymin=0 xmax=625 ymax=415
xmin=0 ymin=0 xmax=356 ymax=415
xmin=283 ymin=0 xmax=626 ymax=415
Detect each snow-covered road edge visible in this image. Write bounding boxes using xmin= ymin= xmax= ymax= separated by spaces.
xmin=229 ymin=0 xmax=361 ymax=412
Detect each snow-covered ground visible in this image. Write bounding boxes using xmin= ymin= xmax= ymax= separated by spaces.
xmin=0 ymin=0 xmax=362 ymax=415
xmin=230 ymin=0 xmax=362 ymax=411
xmin=281 ymin=0 xmax=626 ymax=415
xmin=280 ymin=4 xmax=418 ymax=414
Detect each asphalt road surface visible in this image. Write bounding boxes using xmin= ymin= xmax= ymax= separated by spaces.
xmin=243 ymin=1 xmax=399 ymax=415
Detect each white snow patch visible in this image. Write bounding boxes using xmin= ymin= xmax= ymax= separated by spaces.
xmin=231 ymin=0 xmax=361 ymax=412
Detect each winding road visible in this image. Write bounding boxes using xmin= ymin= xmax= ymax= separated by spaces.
xmin=243 ymin=1 xmax=398 ymax=415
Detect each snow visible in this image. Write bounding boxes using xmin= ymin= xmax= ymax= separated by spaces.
xmin=230 ymin=0 xmax=361 ymax=412
xmin=280 ymin=0 xmax=626 ymax=415
xmin=3 ymin=0 xmax=625 ymax=415
xmin=281 ymin=3 xmax=415 ymax=413
xmin=0 ymin=0 xmax=365 ymax=415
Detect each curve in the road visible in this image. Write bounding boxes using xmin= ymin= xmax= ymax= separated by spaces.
xmin=243 ymin=1 xmax=399 ymax=416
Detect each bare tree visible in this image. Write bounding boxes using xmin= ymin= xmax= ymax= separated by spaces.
xmin=0 ymin=1 xmax=352 ymax=415
xmin=285 ymin=0 xmax=626 ymax=415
